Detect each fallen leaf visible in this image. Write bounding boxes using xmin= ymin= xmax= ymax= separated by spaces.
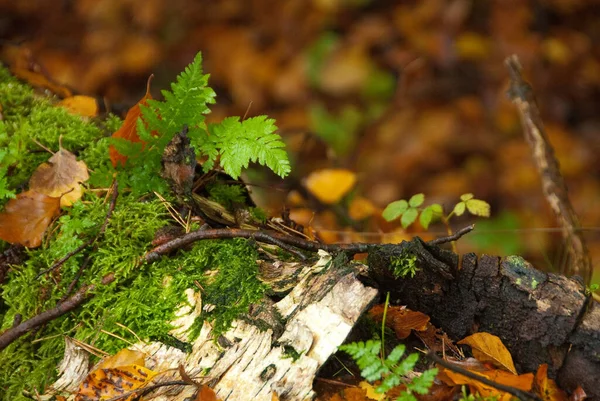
xmin=76 ymin=365 xmax=158 ymax=401
xmin=569 ymin=386 xmax=587 ymax=401
xmin=534 ymin=364 xmax=568 ymax=401
xmin=458 ymin=332 xmax=517 ymax=374
xmin=348 ymin=196 xmax=377 ymax=220
xmin=58 ymin=95 xmax=99 ymax=117
xmin=0 ymin=190 xmax=61 ymax=248
xmin=359 ymin=381 xmax=383 ymax=401
xmin=29 ymin=147 xmax=89 ymax=207
xmin=109 ymin=75 xmax=153 ymax=167
xmin=96 ymin=348 xmax=146 ymax=370
xmin=368 ymin=304 xmax=430 ymax=339
xmin=195 ymin=385 xmax=219 ymax=401
xmin=7 ymin=45 xmax=73 ymax=98
xmin=305 ymin=169 xmax=356 ymax=204
xmin=443 ymin=369 xmax=533 ymax=401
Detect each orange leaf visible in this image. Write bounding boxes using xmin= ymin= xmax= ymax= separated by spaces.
xmin=458 ymin=332 xmax=517 ymax=374
xmin=109 ymin=75 xmax=153 ymax=167
xmin=443 ymin=369 xmax=533 ymax=400
xmin=348 ymin=196 xmax=377 ymax=220
xmin=305 ymin=169 xmax=356 ymax=204
xmin=58 ymin=95 xmax=99 ymax=117
xmin=195 ymin=385 xmax=219 ymax=401
xmin=368 ymin=305 xmax=430 ymax=339
xmin=0 ymin=190 xmax=61 ymax=247
xmin=29 ymin=147 xmax=89 ymax=207
xmin=8 ymin=46 xmax=73 ymax=98
xmin=76 ymin=365 xmax=158 ymax=401
xmin=534 ymin=364 xmax=568 ymax=401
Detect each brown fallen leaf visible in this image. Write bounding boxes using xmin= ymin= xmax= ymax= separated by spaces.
xmin=0 ymin=190 xmax=61 ymax=248
xmin=29 ymin=146 xmax=89 ymax=207
xmin=458 ymin=332 xmax=517 ymax=375
xmin=368 ymin=304 xmax=430 ymax=339
xmin=109 ymin=75 xmax=154 ymax=167
xmin=443 ymin=368 xmax=533 ymax=401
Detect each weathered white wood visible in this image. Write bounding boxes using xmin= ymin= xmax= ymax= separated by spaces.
xmin=46 ymin=251 xmax=378 ymax=401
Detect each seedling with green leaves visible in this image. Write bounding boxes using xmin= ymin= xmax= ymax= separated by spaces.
xmin=382 ymin=193 xmax=490 ymax=252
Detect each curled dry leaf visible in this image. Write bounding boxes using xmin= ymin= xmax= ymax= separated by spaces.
xmin=29 ymin=147 xmax=89 ymax=207
xmin=58 ymin=95 xmax=99 ymax=117
xmin=0 ymin=190 xmax=61 ymax=247
xmin=305 ymin=168 xmax=356 ymax=204
xmin=458 ymin=332 xmax=517 ymax=375
xmin=109 ymin=75 xmax=153 ymax=167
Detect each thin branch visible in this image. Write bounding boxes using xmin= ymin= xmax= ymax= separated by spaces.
xmin=143 ymin=224 xmax=474 ymax=264
xmin=505 ymin=55 xmax=592 ymax=284
xmin=36 ymin=180 xmax=119 ymax=279
xmin=142 ymin=228 xmax=375 ymax=263
xmin=426 ymin=352 xmax=541 ymax=401
xmin=0 ymin=273 xmax=115 ymax=351
xmin=428 ymin=225 xmax=474 ymax=246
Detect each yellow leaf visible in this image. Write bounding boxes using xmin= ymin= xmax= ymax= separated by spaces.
xmin=359 ymin=381 xmax=384 ymax=401
xmin=96 ymin=349 xmax=146 ymax=370
xmin=305 ymin=169 xmax=356 ymax=204
xmin=58 ymin=95 xmax=99 ymax=117
xmin=458 ymin=332 xmax=517 ymax=374
xmin=29 ymin=147 xmax=89 ymax=207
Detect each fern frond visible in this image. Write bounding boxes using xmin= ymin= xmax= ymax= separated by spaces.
xmin=206 ymin=116 xmax=291 ymax=179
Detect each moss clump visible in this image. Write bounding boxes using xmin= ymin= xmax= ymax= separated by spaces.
xmin=0 ymin=64 xmax=270 ymax=400
xmin=0 ymin=63 xmax=117 ymax=203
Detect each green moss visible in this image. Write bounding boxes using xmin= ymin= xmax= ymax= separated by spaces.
xmin=1 ymin=191 xmax=267 ymax=400
xmin=0 ymin=63 xmax=113 ymax=200
xmin=0 ymin=62 xmax=272 ymax=400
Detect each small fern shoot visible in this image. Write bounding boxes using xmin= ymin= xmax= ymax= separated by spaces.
xmin=340 ymin=340 xmax=437 ymax=401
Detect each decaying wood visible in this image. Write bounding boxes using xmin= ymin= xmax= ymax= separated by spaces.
xmin=368 ymin=238 xmax=599 ymax=400
xmin=44 ymin=251 xmax=378 ymax=401
xmin=505 ymin=55 xmax=592 ymax=284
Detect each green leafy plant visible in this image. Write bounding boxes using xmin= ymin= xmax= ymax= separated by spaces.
xmin=340 ymin=294 xmax=438 ymax=401
xmin=390 ymin=249 xmax=418 ymax=278
xmin=112 ymin=52 xmax=290 ymax=194
xmin=383 ymin=193 xmax=490 ymax=230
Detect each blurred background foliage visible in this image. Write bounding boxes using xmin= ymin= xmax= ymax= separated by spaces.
xmin=1 ymin=0 xmax=600 ymax=281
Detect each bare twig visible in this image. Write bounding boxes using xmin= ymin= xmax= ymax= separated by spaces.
xmin=505 ymin=55 xmax=592 ymax=284
xmin=0 ymin=273 xmax=115 ymax=351
xmin=142 ymin=228 xmax=374 ymax=263
xmin=36 ymin=180 xmax=119 ymax=279
xmin=427 ymin=352 xmax=541 ymax=401
xmin=143 ymin=225 xmax=474 ymax=263
xmin=104 ymin=380 xmax=190 ymax=401
xmin=428 ymin=224 xmax=474 ymax=246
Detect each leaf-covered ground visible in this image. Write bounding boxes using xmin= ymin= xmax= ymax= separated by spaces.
xmin=2 ymin=1 xmax=599 ymax=281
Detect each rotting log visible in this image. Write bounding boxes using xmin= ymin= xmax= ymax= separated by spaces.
xmin=44 ymin=251 xmax=378 ymax=401
xmin=368 ymin=238 xmax=599 ymax=400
